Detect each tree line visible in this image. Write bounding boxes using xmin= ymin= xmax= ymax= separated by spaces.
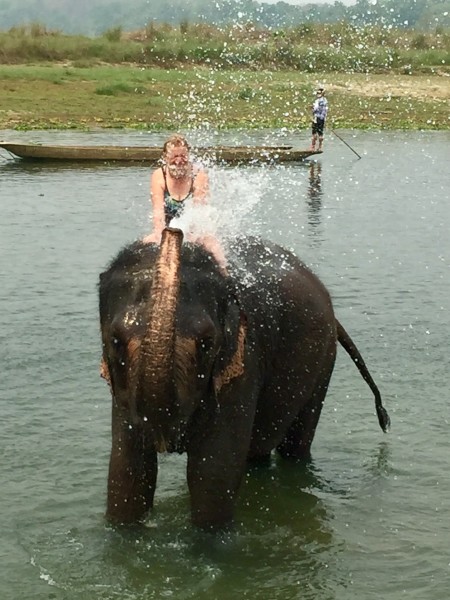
xmin=0 ymin=0 xmax=449 ymax=35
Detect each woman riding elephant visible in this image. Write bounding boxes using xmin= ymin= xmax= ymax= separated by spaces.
xmin=143 ymin=133 xmax=228 ymax=275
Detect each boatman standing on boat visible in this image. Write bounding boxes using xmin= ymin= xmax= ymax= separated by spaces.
xmin=143 ymin=133 xmax=228 ymax=274
xmin=310 ymin=87 xmax=328 ymax=152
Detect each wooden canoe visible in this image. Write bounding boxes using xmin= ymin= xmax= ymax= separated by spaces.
xmin=0 ymin=142 xmax=321 ymax=164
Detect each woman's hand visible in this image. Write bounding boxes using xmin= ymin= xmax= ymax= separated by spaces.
xmin=142 ymin=231 xmax=161 ymax=244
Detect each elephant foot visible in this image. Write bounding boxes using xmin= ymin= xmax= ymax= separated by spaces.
xmin=276 ymin=438 xmax=313 ymax=461
xmin=247 ymin=453 xmax=272 ymax=469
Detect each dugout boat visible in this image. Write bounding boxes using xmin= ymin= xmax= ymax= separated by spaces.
xmin=0 ymin=142 xmax=321 ymax=164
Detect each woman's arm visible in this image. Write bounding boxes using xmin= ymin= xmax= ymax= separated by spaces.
xmin=143 ymin=169 xmax=165 ymax=244
xmin=193 ymin=169 xmax=209 ymax=205
xmin=189 ymin=168 xmax=228 ymax=274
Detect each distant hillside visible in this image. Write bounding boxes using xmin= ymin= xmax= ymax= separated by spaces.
xmin=0 ymin=0 xmax=449 ymax=34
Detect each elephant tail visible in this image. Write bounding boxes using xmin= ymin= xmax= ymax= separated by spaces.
xmin=336 ymin=319 xmax=390 ymax=432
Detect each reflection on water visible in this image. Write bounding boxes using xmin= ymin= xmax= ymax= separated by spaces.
xmin=0 ymin=158 xmax=142 ymax=175
xmin=21 ymin=451 xmax=339 ymax=600
xmin=93 ymin=457 xmax=338 ymax=600
xmin=364 ymin=441 xmax=394 ymax=477
xmin=306 ymin=161 xmax=323 ymax=247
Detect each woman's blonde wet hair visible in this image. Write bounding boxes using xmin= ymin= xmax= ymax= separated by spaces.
xmin=162 ymin=134 xmax=190 ymax=158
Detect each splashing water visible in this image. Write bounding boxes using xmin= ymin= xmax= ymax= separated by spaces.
xmin=170 ymin=163 xmax=270 ymax=253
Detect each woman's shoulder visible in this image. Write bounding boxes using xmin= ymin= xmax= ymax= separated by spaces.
xmin=151 ymin=165 xmax=165 ymax=181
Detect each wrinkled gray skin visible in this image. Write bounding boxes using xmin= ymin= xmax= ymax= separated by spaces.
xmin=99 ymin=228 xmax=389 ymax=530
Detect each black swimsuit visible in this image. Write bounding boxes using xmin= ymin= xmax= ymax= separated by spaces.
xmin=162 ymin=167 xmax=194 ymax=226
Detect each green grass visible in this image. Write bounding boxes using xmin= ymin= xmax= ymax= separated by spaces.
xmin=0 ymin=50 xmax=448 ymax=130
xmin=0 ymin=35 xmax=450 ymax=130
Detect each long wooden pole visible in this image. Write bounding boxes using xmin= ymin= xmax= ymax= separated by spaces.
xmin=331 ymin=130 xmax=362 ymax=160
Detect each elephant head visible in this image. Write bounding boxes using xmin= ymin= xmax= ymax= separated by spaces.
xmin=102 ymin=228 xmax=246 ymax=455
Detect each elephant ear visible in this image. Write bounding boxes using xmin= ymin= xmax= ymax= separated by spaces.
xmin=100 ymin=356 xmax=111 ymax=386
xmin=212 ymin=289 xmax=247 ymax=396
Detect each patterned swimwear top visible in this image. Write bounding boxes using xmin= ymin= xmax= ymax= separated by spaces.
xmin=162 ymin=167 xmax=194 ymax=226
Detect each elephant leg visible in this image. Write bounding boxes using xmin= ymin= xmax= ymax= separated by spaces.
xmin=277 ymin=361 xmax=334 ymax=460
xmin=187 ymin=447 xmax=246 ymax=531
xmin=106 ymin=403 xmax=157 ymax=524
xmin=186 ymin=404 xmax=254 ymax=530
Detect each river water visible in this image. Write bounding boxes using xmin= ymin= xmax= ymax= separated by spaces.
xmin=1 ymin=129 xmax=449 ymax=599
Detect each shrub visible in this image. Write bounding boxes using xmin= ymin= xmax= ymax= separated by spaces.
xmin=411 ymin=33 xmax=429 ymax=50
xmin=103 ymin=27 xmax=123 ymax=43
xmin=95 ymin=82 xmax=134 ymax=95
xmin=180 ymin=20 xmax=189 ymax=36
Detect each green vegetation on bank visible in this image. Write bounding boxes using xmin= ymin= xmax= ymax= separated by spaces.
xmin=0 ymin=24 xmax=449 ymax=131
xmin=1 ymin=22 xmax=449 ymax=73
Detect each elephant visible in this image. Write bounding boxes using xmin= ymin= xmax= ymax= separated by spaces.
xmin=99 ymin=227 xmax=390 ymax=530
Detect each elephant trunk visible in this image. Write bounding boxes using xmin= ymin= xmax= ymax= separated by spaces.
xmin=130 ymin=228 xmax=183 ymax=451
